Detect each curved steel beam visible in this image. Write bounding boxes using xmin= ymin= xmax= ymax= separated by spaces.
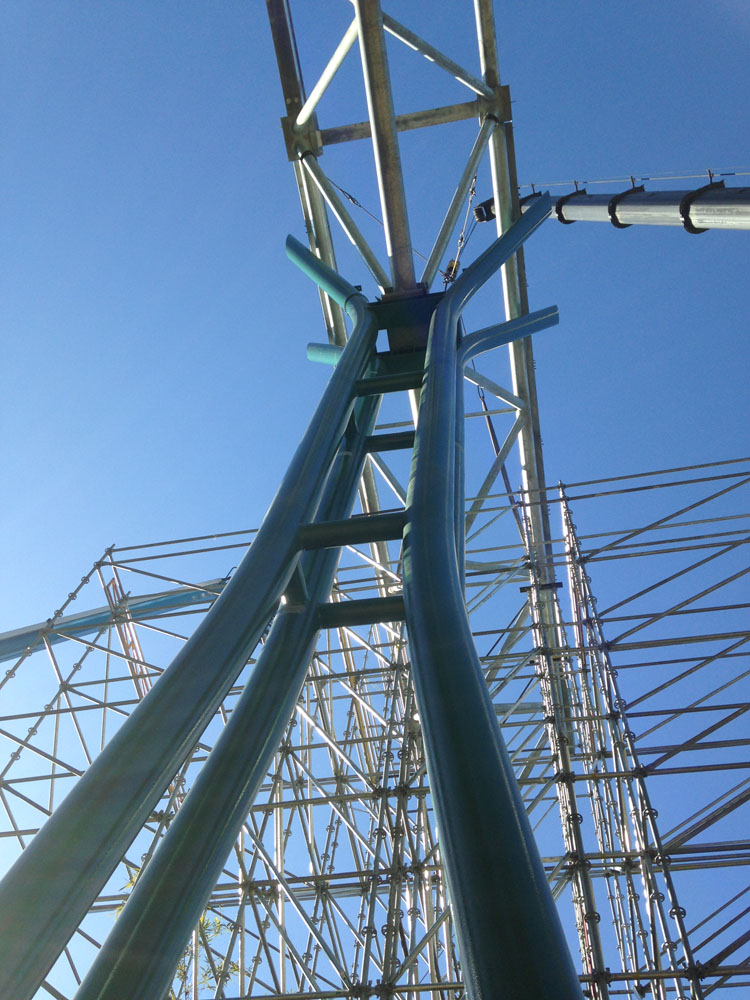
xmin=74 ymin=394 xmax=382 ymax=1000
xmin=0 ymin=241 xmax=377 ymax=1000
xmin=403 ymin=193 xmax=583 ymax=1000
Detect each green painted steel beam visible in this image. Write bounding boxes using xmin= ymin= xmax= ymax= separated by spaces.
xmin=316 ymin=594 xmax=406 ymax=628
xmin=0 ymin=238 xmax=379 ymax=1000
xmin=299 ymin=510 xmax=407 ymax=549
xmin=355 ymin=370 xmax=424 ymax=395
xmin=74 ymin=393 xmax=383 ymax=1000
xmin=363 ymin=429 xmax=415 ymax=452
xmin=461 ymin=305 xmax=559 ymax=365
xmin=0 ymin=580 xmax=226 ymax=665
xmin=403 ymin=193 xmax=583 ymax=1000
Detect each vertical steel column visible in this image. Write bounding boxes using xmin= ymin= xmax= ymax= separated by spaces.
xmin=471 ymin=13 xmax=594 ymax=993
xmin=267 ymin=0 xmax=349 ymax=346
xmin=473 ymin=0 xmax=554 ymax=580
xmin=560 ymin=492 xmax=705 ymax=999
xmin=267 ymin=0 xmax=393 ymax=597
xmin=352 ymin=0 xmax=416 ymax=291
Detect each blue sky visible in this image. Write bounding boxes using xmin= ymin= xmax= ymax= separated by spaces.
xmin=2 ymin=0 xmax=748 ymax=631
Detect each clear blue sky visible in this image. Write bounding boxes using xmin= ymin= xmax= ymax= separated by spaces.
xmin=2 ymin=0 xmax=748 ymax=631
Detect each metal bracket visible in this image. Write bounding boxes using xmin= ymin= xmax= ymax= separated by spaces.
xmin=370 ymin=289 xmax=443 ymax=351
xmin=280 ymin=114 xmax=323 ymax=161
xmin=607 ymin=184 xmax=645 ymax=228
xmin=555 ymin=188 xmax=587 ymax=224
xmin=476 ymin=188 xmax=542 ymax=224
xmin=679 ymin=179 xmax=725 ymax=234
xmin=283 ymin=561 xmax=309 ymax=608
xmin=519 ymin=190 xmax=544 ymax=210
xmin=474 ymin=196 xmax=496 ymax=222
xmin=476 ymin=83 xmax=512 ymax=125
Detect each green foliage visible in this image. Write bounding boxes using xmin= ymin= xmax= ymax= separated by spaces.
xmin=168 ymin=913 xmax=241 ymax=1000
xmin=116 ymin=877 xmax=239 ymax=999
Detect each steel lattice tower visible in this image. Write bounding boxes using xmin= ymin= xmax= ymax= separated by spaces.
xmin=0 ymin=3 xmax=748 ymax=999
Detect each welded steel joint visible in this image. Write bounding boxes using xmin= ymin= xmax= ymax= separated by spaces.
xmin=476 ymin=82 xmax=512 ymax=126
xmin=281 ymin=112 xmax=323 ymax=160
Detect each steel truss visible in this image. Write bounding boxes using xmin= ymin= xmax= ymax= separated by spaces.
xmin=0 ymin=2 xmax=747 ymax=999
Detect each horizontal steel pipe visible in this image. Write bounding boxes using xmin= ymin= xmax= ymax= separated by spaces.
xmin=319 ymin=100 xmax=479 ymax=145
xmin=316 ymin=594 xmax=406 ymax=628
xmin=355 ymin=370 xmax=424 ymax=395
xmin=299 ymin=510 xmax=407 ymax=549
xmin=0 ymin=246 xmax=377 ymax=1000
xmin=307 ymin=341 xmax=344 ymax=366
xmin=363 ymin=429 xmax=415 ymax=452
xmin=547 ymin=186 xmax=750 ymax=230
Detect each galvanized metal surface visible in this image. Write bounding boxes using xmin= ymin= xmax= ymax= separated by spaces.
xmin=552 ymin=186 xmax=750 ymax=230
xmin=76 ymin=387 xmax=384 ymax=1000
xmin=351 ymin=0 xmax=415 ymax=291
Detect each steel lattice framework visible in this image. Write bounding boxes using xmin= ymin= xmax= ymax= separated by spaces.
xmin=0 ymin=3 xmax=747 ymax=1000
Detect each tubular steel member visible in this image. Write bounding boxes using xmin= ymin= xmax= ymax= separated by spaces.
xmin=352 ymin=0 xmax=416 ymax=291
xmin=421 ymin=115 xmax=498 ymax=288
xmin=295 ymin=17 xmax=358 ymax=129
xmin=453 ymin=306 xmax=559 ymax=586
xmin=300 ymin=152 xmax=391 ymax=290
xmin=0 ymin=580 xmax=226 ymax=664
xmin=558 ymin=490 xmax=706 ymax=998
xmin=266 ymin=0 xmax=349 ymax=346
xmin=267 ymin=0 xmax=396 ymax=605
xmin=75 ymin=390 xmax=384 ymax=1000
xmin=473 ymin=0 xmax=556 ymax=584
xmin=403 ymin=195 xmax=583 ymax=1000
xmin=550 ymin=182 xmax=750 ymax=231
xmin=0 ymin=242 xmax=380 ymax=1000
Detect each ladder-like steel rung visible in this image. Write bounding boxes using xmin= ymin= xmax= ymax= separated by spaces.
xmin=299 ymin=511 xmax=407 ymax=549
xmin=317 ymin=595 xmax=406 ymax=628
xmin=363 ymin=430 xmax=415 ymax=453
xmin=354 ymin=370 xmax=423 ymax=396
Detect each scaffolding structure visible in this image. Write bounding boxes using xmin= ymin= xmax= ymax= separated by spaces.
xmin=0 ymin=3 xmax=747 ymax=999
xmin=1 ymin=460 xmax=747 ymax=998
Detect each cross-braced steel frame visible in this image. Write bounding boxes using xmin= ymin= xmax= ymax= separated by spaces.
xmin=1 ymin=459 xmax=747 ymax=998
xmin=0 ymin=3 xmax=747 ymax=999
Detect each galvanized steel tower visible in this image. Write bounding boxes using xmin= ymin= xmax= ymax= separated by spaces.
xmin=0 ymin=3 xmax=747 ymax=999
